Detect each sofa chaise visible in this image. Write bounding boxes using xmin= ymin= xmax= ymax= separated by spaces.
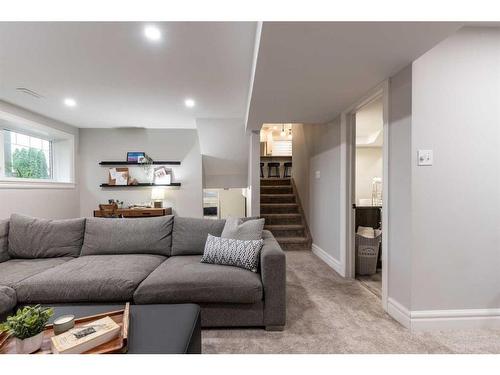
xmin=0 ymin=214 xmax=286 ymax=330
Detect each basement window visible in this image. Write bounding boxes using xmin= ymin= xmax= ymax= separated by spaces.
xmin=0 ymin=112 xmax=75 ymax=188
xmin=3 ymin=130 xmax=53 ymax=180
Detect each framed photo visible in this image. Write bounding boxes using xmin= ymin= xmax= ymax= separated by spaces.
xmin=108 ymin=167 xmax=129 ymax=186
xmin=154 ymin=167 xmax=171 ymax=185
xmin=127 ymin=152 xmax=145 ymax=163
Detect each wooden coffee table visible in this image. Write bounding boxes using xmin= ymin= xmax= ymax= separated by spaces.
xmin=44 ymin=303 xmax=201 ymax=354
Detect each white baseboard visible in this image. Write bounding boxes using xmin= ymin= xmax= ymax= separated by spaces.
xmin=387 ymin=298 xmax=411 ymax=329
xmin=312 ymin=243 xmax=344 ymax=277
xmin=410 ymin=308 xmax=500 ymax=331
xmin=386 ymin=298 xmax=500 ymax=330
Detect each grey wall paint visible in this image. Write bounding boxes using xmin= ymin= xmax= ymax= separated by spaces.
xmin=387 ymin=65 xmax=413 ymax=309
xmin=0 ymin=100 xmax=80 ymax=220
xmin=307 ymin=118 xmax=342 ymax=260
xmin=196 ymin=118 xmax=249 ymax=188
xmin=79 ymin=128 xmax=203 ymax=218
xmin=292 ymin=124 xmax=311 ymax=222
xmin=411 ymin=28 xmax=500 ymax=311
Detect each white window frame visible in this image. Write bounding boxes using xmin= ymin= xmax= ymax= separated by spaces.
xmin=0 ymin=110 xmax=76 ymax=189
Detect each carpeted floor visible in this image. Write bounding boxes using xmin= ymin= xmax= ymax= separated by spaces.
xmin=202 ymin=251 xmax=500 ymax=354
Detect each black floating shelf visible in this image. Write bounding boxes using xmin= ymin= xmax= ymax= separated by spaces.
xmin=99 ymin=161 xmax=181 ymax=166
xmin=100 ymin=183 xmax=181 ymax=188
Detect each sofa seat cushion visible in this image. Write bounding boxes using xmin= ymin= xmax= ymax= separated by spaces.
xmin=0 ymin=258 xmax=73 ymax=287
xmin=81 ymin=216 xmax=174 ymax=256
xmin=8 ymin=214 xmax=85 ymax=258
xmin=15 ymin=254 xmax=165 ymax=304
xmin=134 ymin=255 xmax=263 ymax=304
xmin=0 ymin=285 xmax=16 ymax=315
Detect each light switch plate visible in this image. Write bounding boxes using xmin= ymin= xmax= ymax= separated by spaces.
xmin=315 ymin=170 xmax=321 ymax=179
xmin=417 ymin=150 xmax=433 ymax=166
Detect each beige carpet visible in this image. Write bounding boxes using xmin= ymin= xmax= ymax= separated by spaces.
xmin=202 ymin=251 xmax=500 ymax=354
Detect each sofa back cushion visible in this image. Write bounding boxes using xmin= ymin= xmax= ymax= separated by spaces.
xmin=0 ymin=219 xmax=9 ymax=263
xmin=171 ymin=217 xmax=225 ymax=255
xmin=81 ymin=216 xmax=174 ymax=256
xmin=8 ymin=214 xmax=85 ymax=258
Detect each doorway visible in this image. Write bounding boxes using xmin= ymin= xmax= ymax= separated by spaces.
xmin=344 ymin=83 xmax=389 ymax=309
xmin=353 ymin=97 xmax=384 ymax=298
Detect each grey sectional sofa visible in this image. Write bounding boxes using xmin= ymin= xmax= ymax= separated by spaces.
xmin=0 ymin=214 xmax=286 ymax=330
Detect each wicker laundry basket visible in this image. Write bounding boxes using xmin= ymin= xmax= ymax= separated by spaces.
xmin=355 ymin=230 xmax=382 ymax=276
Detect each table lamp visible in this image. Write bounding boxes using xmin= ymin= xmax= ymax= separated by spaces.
xmin=151 ymin=187 xmax=165 ymax=208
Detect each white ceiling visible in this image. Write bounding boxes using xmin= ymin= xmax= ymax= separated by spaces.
xmin=246 ymin=22 xmax=463 ymax=130
xmin=356 ymin=97 xmax=383 ymax=147
xmin=0 ymin=22 xmax=257 ymax=129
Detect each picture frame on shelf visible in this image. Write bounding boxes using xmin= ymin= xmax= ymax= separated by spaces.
xmin=108 ymin=167 xmax=129 ymax=186
xmin=153 ymin=167 xmax=171 ymax=185
xmin=126 ymin=152 xmax=146 ymax=163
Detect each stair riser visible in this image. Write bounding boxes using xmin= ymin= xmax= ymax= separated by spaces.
xmin=262 ymin=215 xmax=302 ymax=225
xmin=260 ymin=179 xmax=291 ymax=186
xmin=261 ymin=205 xmax=299 ymax=214
xmin=267 ymin=228 xmax=306 ymax=237
xmin=261 ymin=195 xmax=296 ymax=203
xmin=278 ymin=242 xmax=312 ymax=251
xmin=260 ymin=186 xmax=293 ymax=194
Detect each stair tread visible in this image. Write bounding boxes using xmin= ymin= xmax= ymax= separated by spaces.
xmin=260 ymin=178 xmax=291 ymax=181
xmin=261 ymin=203 xmax=298 ymax=206
xmin=265 ymin=224 xmax=304 ymax=230
xmin=261 ymin=213 xmax=301 ymax=216
xmin=260 ymin=194 xmax=295 ymax=197
xmin=275 ymin=237 xmax=310 ymax=243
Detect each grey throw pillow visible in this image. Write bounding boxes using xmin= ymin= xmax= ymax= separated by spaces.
xmin=201 ymin=234 xmax=264 ymax=272
xmin=221 ymin=216 xmax=265 ymax=240
xmin=8 ymin=214 xmax=85 ymax=258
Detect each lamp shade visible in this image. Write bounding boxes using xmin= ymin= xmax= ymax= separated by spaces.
xmin=151 ymin=187 xmax=165 ymax=200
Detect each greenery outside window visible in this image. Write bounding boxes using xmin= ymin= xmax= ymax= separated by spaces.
xmin=3 ymin=129 xmax=52 ymax=180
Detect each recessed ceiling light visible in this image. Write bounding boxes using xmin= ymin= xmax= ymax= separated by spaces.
xmin=184 ymin=98 xmax=195 ymax=108
xmin=63 ymin=98 xmax=77 ymax=107
xmin=144 ymin=25 xmax=162 ymax=42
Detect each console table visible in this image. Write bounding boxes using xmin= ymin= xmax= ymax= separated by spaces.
xmin=93 ymin=207 xmax=172 ymax=218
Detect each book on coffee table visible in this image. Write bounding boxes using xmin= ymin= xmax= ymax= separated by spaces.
xmin=51 ymin=316 xmax=120 ymax=354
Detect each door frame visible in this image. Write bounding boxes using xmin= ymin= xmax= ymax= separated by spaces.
xmin=341 ymin=80 xmax=389 ymax=310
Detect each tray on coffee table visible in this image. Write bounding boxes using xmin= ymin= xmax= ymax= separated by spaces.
xmin=0 ymin=302 xmax=130 ymax=354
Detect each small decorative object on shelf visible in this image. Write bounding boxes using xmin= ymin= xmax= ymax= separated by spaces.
xmin=153 ymin=166 xmax=171 ymax=185
xmin=126 ymin=151 xmax=146 ymax=163
xmin=108 ymin=167 xmax=129 ymax=186
xmin=0 ymin=305 xmax=53 ymax=354
xmin=108 ymin=199 xmax=124 ymax=209
xmin=138 ymin=154 xmax=154 ymax=181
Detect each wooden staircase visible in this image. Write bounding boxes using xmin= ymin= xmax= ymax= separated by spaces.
xmin=260 ymin=178 xmax=312 ymax=251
